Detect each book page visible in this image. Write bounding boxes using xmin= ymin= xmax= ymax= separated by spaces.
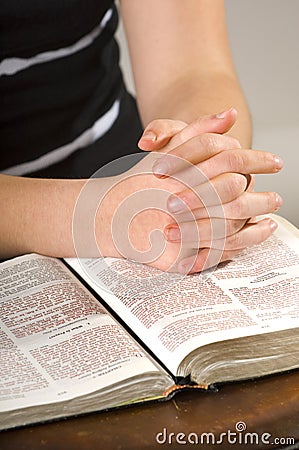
xmin=67 ymin=216 xmax=299 ymax=374
xmin=66 ymin=215 xmax=299 ymax=375
xmin=0 ymin=254 xmax=164 ymax=413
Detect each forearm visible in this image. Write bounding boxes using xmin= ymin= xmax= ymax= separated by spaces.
xmin=0 ymin=175 xmax=116 ymax=259
xmin=137 ymin=69 xmax=252 ymax=148
xmin=0 ymin=175 xmax=83 ymax=258
xmin=121 ymin=0 xmax=252 ymax=148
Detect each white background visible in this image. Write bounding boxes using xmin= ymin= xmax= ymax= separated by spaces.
xmin=116 ymin=0 xmax=299 ymax=227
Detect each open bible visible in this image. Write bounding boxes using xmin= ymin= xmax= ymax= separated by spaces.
xmin=0 ymin=214 xmax=298 ymax=430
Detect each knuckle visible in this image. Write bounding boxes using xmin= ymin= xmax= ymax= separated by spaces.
xmin=199 ymin=133 xmax=218 ymax=153
xmin=227 ymin=174 xmax=247 ymax=197
xmin=228 ymin=232 xmax=242 ymax=249
xmin=228 ymin=136 xmax=242 ymax=149
xmin=189 ymin=119 xmax=204 ymax=134
xmin=227 ymin=218 xmax=242 ymax=235
xmin=226 ymin=151 xmax=244 ymax=172
xmin=233 ymin=196 xmax=247 ymax=218
xmin=198 ymin=133 xmax=239 ymax=157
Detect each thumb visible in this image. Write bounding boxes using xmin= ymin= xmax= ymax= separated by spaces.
xmin=138 ymin=119 xmax=186 ymax=151
xmin=168 ymin=107 xmax=238 ymax=150
xmin=138 ymin=108 xmax=238 ymax=152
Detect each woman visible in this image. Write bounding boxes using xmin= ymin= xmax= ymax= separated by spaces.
xmin=0 ymin=0 xmax=282 ymax=273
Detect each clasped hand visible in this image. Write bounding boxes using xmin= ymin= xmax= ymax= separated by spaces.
xmin=95 ymin=109 xmax=283 ymax=274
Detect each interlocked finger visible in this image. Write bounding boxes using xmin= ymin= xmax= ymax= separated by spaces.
xmin=177 ymin=218 xmax=277 ymax=274
xmin=197 ymin=149 xmax=283 ymax=179
xmin=199 ymin=218 xmax=278 ymax=250
xmin=167 ymin=173 xmax=248 ymax=213
xmin=152 ymin=133 xmax=241 ymax=177
xmin=164 ymin=217 xmax=245 ymax=244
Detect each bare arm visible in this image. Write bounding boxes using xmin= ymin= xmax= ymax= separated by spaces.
xmin=0 ymin=134 xmax=281 ymax=268
xmin=0 ymin=1 xmax=279 ymax=267
xmin=0 ymin=170 xmax=180 ymax=261
xmin=0 ymin=175 xmax=85 ymax=258
xmin=0 ymin=169 xmax=181 ymax=263
xmin=121 ymin=0 xmax=251 ymax=147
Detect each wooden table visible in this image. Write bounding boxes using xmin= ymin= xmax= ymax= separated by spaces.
xmin=0 ymin=370 xmax=298 ymax=450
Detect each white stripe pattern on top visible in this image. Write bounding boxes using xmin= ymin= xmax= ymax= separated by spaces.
xmin=2 ymin=99 xmax=120 ymax=176
xmin=0 ymin=8 xmax=113 ymax=77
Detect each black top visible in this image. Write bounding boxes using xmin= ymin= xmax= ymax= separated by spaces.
xmin=0 ymin=0 xmax=143 ymax=178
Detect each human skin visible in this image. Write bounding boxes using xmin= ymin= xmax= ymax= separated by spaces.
xmin=0 ymin=112 xmax=282 ymax=274
xmin=0 ymin=0 xmax=283 ymax=273
xmin=92 ymin=113 xmax=282 ymax=274
xmin=120 ymin=0 xmax=251 ymax=146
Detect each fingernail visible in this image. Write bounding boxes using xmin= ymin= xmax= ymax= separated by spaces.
xmin=167 ymin=195 xmax=187 ymax=213
xmin=215 ymin=108 xmax=233 ymax=119
xmin=274 ymin=156 xmax=283 ymax=170
xmin=275 ymin=193 xmax=282 ymax=209
xmin=178 ymin=257 xmax=194 ymax=274
xmin=164 ymin=225 xmax=181 ymax=242
xmin=141 ymin=130 xmax=157 ymax=142
xmin=270 ymin=220 xmax=278 ymax=232
xmin=152 ymin=160 xmax=169 ymax=177
xmin=216 ymin=111 xmax=227 ymax=119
